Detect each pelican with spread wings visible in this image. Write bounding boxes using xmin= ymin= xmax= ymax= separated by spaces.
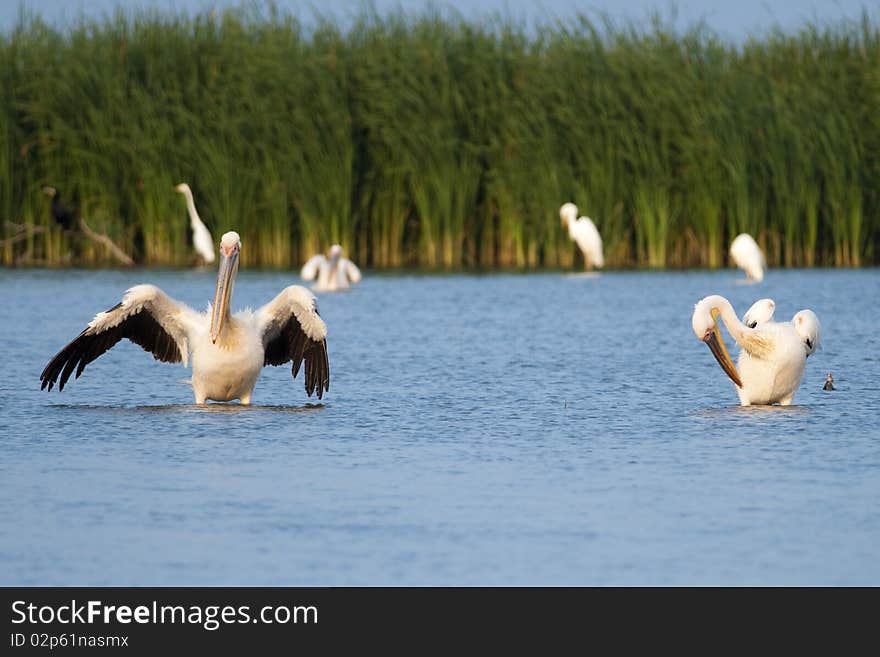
xmin=300 ymin=244 xmax=362 ymax=292
xmin=40 ymin=231 xmax=329 ymax=404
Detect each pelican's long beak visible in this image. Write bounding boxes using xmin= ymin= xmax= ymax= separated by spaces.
xmin=704 ymin=308 xmax=743 ymax=388
xmin=210 ymin=245 xmax=239 ymax=343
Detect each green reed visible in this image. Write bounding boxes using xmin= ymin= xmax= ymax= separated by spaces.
xmin=1 ymin=5 xmax=878 ymax=268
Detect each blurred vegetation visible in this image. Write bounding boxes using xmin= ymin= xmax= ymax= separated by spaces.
xmin=1 ymin=4 xmax=878 ymax=268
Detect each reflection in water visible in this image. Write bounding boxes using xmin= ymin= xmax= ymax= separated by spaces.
xmin=138 ymin=403 xmax=326 ymax=414
xmin=48 ymin=403 xmax=325 ymax=413
xmin=695 ymin=405 xmax=810 ymax=419
xmin=563 ymin=272 xmax=602 ymax=279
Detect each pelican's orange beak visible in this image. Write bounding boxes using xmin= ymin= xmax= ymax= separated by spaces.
xmin=210 ymin=242 xmax=239 ymax=343
xmin=703 ymin=308 xmax=743 ymax=388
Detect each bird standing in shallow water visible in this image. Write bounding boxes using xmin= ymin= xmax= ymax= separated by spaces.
xmin=174 ymin=183 xmax=216 ymax=265
xmin=41 ymin=186 xmax=77 ymax=230
xmin=729 ymin=233 xmax=766 ymax=282
xmin=559 ymin=202 xmax=604 ymax=270
xmin=692 ymin=294 xmax=820 ymax=406
xmin=40 ymin=231 xmax=329 ymax=404
xmin=300 ymin=244 xmax=362 ymax=292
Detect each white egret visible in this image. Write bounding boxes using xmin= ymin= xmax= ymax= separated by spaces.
xmin=692 ymin=294 xmax=820 ymax=406
xmin=41 ymin=232 xmax=329 ymax=404
xmin=729 ymin=233 xmax=765 ymax=282
xmin=300 ymin=244 xmax=362 ymax=292
xmin=559 ymin=202 xmax=604 ymax=270
xmin=174 ymin=182 xmax=216 ymax=265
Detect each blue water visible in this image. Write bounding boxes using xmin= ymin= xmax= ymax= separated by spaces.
xmin=1 ymin=268 xmax=878 ymax=585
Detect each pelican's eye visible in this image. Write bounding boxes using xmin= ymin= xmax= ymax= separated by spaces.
xmin=805 ymin=338 xmax=813 ymax=351
xmin=747 ymin=320 xmax=757 ymax=329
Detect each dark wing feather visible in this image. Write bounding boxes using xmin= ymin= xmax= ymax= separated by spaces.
xmin=264 ymin=313 xmax=329 ymax=399
xmin=40 ymin=304 xmax=182 ymax=392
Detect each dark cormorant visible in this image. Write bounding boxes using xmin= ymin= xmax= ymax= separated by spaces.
xmin=41 ymin=186 xmax=78 ymax=230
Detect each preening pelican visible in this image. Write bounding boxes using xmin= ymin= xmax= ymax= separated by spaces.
xmin=692 ymin=294 xmax=820 ymax=406
xmin=300 ymin=244 xmax=361 ymax=292
xmin=560 ymin=203 xmax=604 ymax=270
xmin=174 ymin=183 xmax=216 ymax=265
xmin=40 ymin=231 xmax=329 ymax=404
xmin=730 ymin=233 xmax=765 ymax=282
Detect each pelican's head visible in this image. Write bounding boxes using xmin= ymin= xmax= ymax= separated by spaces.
xmin=210 ymin=231 xmax=242 ymax=343
xmin=174 ymin=182 xmax=191 ymax=194
xmin=41 ymin=186 xmax=57 ymax=197
xmin=692 ymin=295 xmax=743 ymax=388
xmin=793 ymin=309 xmax=821 ymax=357
xmin=220 ymin=231 xmax=241 ymax=256
xmin=328 ymin=244 xmax=343 ymax=262
xmin=559 ymin=202 xmax=577 ymax=226
xmin=743 ymin=298 xmax=775 ymax=328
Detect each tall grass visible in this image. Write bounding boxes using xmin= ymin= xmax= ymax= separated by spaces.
xmin=1 ymin=5 xmax=878 ymax=268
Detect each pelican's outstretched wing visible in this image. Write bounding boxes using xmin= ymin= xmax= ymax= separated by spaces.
xmin=743 ymin=298 xmax=776 ymax=328
xmin=257 ymin=285 xmax=329 ymax=399
xmin=300 ymin=255 xmax=326 ymax=282
xmin=738 ymin=300 xmax=779 ymax=359
xmin=41 ymin=285 xmax=198 ymax=391
xmin=342 ymin=258 xmax=362 ymax=284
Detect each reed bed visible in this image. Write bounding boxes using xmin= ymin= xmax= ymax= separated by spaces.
xmin=1 ymin=6 xmax=878 ymax=268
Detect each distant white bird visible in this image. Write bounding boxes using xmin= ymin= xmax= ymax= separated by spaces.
xmin=40 ymin=231 xmax=329 ymax=404
xmin=300 ymin=244 xmax=362 ymax=292
xmin=692 ymin=294 xmax=820 ymax=406
xmin=729 ymin=233 xmax=765 ymax=282
xmin=559 ymin=202 xmax=604 ymax=270
xmin=175 ymin=183 xmax=216 ymax=265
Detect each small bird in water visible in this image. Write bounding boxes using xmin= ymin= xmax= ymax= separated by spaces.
xmin=823 ymin=373 xmax=836 ymax=391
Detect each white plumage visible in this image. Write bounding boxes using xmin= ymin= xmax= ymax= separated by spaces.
xmin=742 ymin=298 xmax=775 ymax=328
xmin=559 ymin=202 xmax=604 ymax=269
xmin=729 ymin=233 xmax=765 ymax=282
xmin=300 ymin=244 xmax=362 ymax=292
xmin=692 ymin=294 xmax=820 ymax=406
xmin=175 ymin=182 xmax=216 ymax=265
xmin=41 ymin=231 xmax=329 ymax=404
